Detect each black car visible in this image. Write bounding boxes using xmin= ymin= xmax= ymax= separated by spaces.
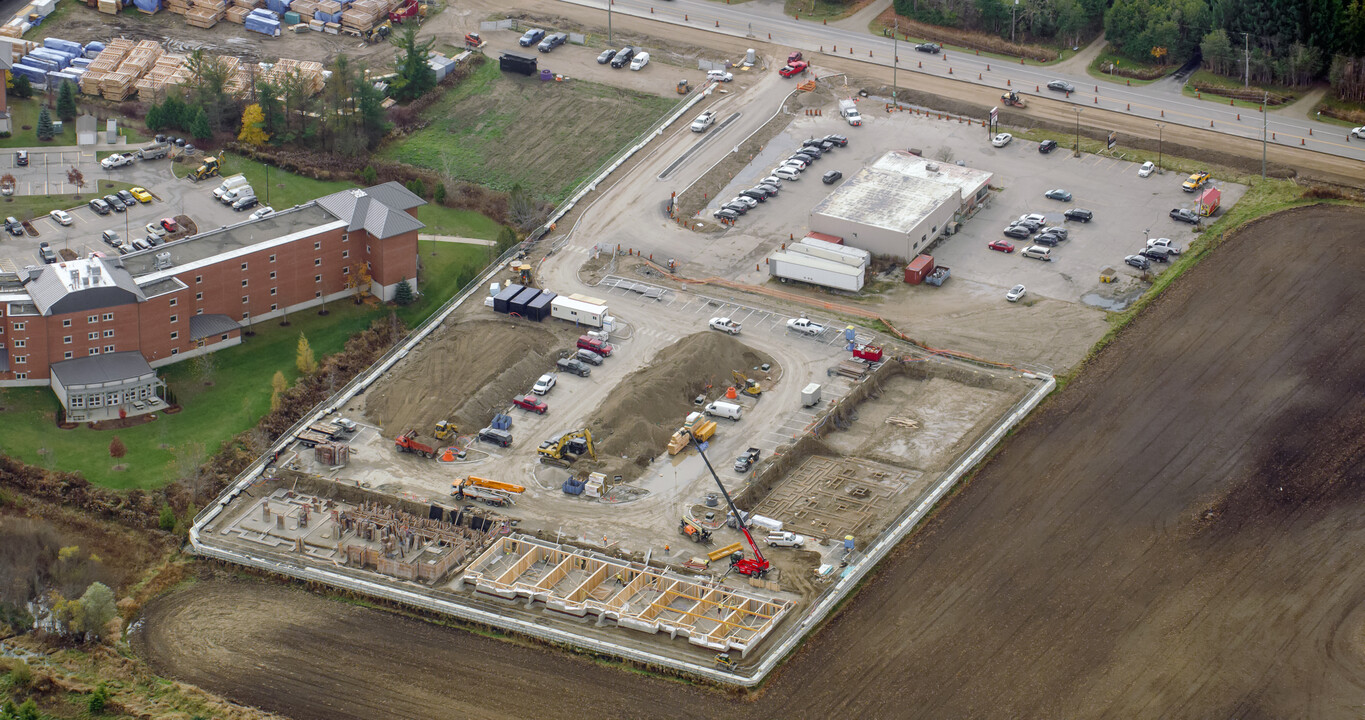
xmin=713 ymin=207 xmax=740 ymax=221
xmin=5 ymin=217 xmax=22 ymax=236
xmin=1033 ymin=234 xmax=1060 ymax=247
xmin=1040 ymin=226 xmax=1068 ymax=239
xmin=738 ymin=189 xmax=768 ymax=203
xmin=790 ymin=152 xmax=817 ymax=164
xmin=610 ymin=47 xmax=635 ymax=68
xmin=822 ymin=170 xmax=843 ymax=185
xmin=15 ymin=150 xmax=27 ymax=167
xmin=798 ymin=145 xmax=822 ymax=158
xmin=518 ymin=28 xmax=546 ymax=47
xmin=1003 ymin=225 xmax=1032 ymax=239
xmin=1169 ymin=208 xmax=1199 ymax=224
xmin=1124 ymin=254 xmax=1151 ymax=270
xmin=89 ymin=198 xmax=111 ymax=215
xmin=1047 ymin=80 xmax=1076 ymax=93
xmin=1039 ymin=139 xmax=1058 ymax=154
xmin=1138 ymin=248 xmax=1170 ymax=263
xmin=597 ymin=48 xmax=617 ymax=64
xmin=104 ymin=194 xmax=125 ymax=212
xmin=915 ymin=42 xmax=941 ymax=53
xmin=116 ymin=189 xmax=136 ymax=206
xmin=1013 ymin=218 xmax=1042 ymax=232
xmin=38 ymin=242 xmax=56 ymax=264
xmin=822 ymin=134 xmax=848 ymax=147
xmin=1064 ymin=208 xmax=1093 ymax=222
xmin=757 ymin=183 xmax=781 ymax=196
xmin=802 ymin=138 xmax=824 ymax=149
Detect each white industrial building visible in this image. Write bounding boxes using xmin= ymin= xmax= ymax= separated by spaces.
xmin=808 ymin=151 xmax=994 ymax=260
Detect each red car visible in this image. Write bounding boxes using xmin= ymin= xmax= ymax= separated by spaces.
xmin=988 ymin=239 xmax=1015 ymax=253
xmin=577 ymin=335 xmax=613 ymax=357
xmin=778 ymin=61 xmax=809 ymax=78
xmin=512 ymin=395 xmax=548 ymax=414
xmin=160 ymin=217 xmax=179 ymax=233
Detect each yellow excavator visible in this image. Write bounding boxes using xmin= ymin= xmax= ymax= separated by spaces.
xmin=537 ymin=429 xmax=596 ymax=467
xmin=731 ymin=370 xmax=761 ymax=398
xmin=188 ymin=156 xmax=220 ymax=182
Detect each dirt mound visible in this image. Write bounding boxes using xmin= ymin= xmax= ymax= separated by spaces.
xmin=363 ymin=320 xmax=565 ymax=435
xmin=579 ymin=332 xmax=776 ymax=482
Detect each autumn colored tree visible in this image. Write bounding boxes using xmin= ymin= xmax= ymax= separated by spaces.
xmin=237 ymin=103 xmax=269 ymax=145
xmin=296 ymin=334 xmax=317 ymax=375
xmin=108 ymin=436 xmax=126 ymax=458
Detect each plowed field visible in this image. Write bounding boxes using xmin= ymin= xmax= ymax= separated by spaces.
xmin=139 ymin=204 xmax=1365 ymax=718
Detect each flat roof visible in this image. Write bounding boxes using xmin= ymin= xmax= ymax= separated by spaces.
xmin=811 ymin=168 xmax=960 ymax=234
xmin=871 ymin=151 xmax=994 ymax=199
xmin=119 ymin=204 xmax=339 ymax=278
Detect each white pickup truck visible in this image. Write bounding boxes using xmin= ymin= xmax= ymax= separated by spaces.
xmin=786 ymin=317 xmax=825 ymax=336
xmin=691 ymin=110 xmax=717 ymax=133
xmin=709 ymin=317 xmax=741 ymax=335
xmin=99 ymin=152 xmax=135 ymax=169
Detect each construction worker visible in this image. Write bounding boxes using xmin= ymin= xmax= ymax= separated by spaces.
xmin=664 ymin=544 xmax=670 ymax=554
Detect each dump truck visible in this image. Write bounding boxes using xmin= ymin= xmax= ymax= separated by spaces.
xmin=189 ymin=157 xmax=221 ymax=182
xmin=1001 ymin=90 xmax=1027 ymax=108
xmin=733 ymin=447 xmax=761 ymax=473
xmin=395 ymin=430 xmax=439 ymax=458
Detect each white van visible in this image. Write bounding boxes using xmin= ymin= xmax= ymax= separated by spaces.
xmin=704 ymin=401 xmax=743 ymax=421
xmin=1021 ymin=245 xmax=1052 ymax=261
xmin=221 ymin=185 xmax=254 ymax=205
xmin=212 ymin=174 xmax=248 ymax=200
xmin=630 ymin=51 xmax=650 ymax=70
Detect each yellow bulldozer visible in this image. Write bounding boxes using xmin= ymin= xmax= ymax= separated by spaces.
xmin=731 ymin=370 xmax=761 ymax=398
xmin=537 ymin=429 xmax=596 ymax=467
xmin=434 ymin=419 xmax=457 ymax=440
xmin=188 ymin=156 xmax=220 ymax=182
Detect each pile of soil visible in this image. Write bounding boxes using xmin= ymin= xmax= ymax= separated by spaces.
xmin=579 ymin=332 xmax=776 ymax=482
xmin=363 ymin=320 xmax=567 ymax=434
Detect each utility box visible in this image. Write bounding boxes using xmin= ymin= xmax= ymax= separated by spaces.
xmin=802 ymin=383 xmax=822 ymax=407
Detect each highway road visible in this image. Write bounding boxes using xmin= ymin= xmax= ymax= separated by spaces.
xmin=561 ymin=0 xmax=1365 ymax=166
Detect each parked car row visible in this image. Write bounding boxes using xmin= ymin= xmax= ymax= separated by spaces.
xmin=519 ymin=335 xmax=617 ymax=415
xmin=1124 ymin=238 xmax=1183 ymax=271
xmin=596 ymin=45 xmax=650 ymax=70
xmin=88 ymin=187 xmax=152 ymax=216
xmin=99 ymin=218 xmax=181 ymax=255
xmin=712 ymin=134 xmax=848 ymax=223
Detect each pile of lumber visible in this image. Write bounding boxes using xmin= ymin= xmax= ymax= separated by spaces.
xmin=258 ymin=57 xmax=324 ymax=94
xmin=79 ymin=37 xmax=133 ymax=95
xmin=134 ymin=52 xmax=188 ymax=101
xmin=340 ymin=0 xmax=383 ymax=31
xmin=287 ymin=0 xmax=315 ymax=17
xmin=225 ymin=4 xmax=250 ymax=21
xmin=99 ymin=39 xmax=161 ymax=100
xmin=184 ymin=0 xmax=226 ymax=27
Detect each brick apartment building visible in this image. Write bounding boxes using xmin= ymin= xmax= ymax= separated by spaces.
xmin=0 ymin=181 xmax=425 ymax=421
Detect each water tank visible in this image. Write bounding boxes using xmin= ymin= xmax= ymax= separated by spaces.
xmin=744 ymin=48 xmax=756 ymax=66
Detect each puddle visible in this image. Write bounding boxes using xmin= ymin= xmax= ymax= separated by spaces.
xmin=1081 ymin=287 xmax=1146 ymax=312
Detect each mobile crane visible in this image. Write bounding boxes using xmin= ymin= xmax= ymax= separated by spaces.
xmin=691 ymin=430 xmax=770 ymax=579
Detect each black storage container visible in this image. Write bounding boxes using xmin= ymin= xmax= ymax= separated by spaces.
xmin=508 ymin=287 xmax=541 ymax=316
xmin=492 ymin=283 xmax=524 ymax=314
xmin=499 ymin=52 xmax=538 ymax=76
xmin=525 ymin=291 xmax=556 ymax=321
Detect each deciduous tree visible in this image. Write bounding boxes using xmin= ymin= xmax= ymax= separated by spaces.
xmin=296 ymin=333 xmax=317 ymax=375
xmin=238 ymin=103 xmax=269 ymax=145
xmin=108 ymin=436 xmax=126 ymax=458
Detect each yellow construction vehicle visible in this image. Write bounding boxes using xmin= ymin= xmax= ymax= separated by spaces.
xmin=1001 ymin=89 xmax=1027 ymax=108
xmin=434 ymin=419 xmax=457 ymax=440
xmin=514 ymin=263 xmax=533 ymax=285
xmin=537 ymin=429 xmax=596 ymax=467
xmin=731 ymin=370 xmax=761 ymax=398
xmin=365 ymin=20 xmax=392 ymax=44
xmin=188 ymin=156 xmax=220 ymax=182
xmin=677 ymin=78 xmax=690 ymax=94
xmin=452 ymin=475 xmax=525 ymax=495
xmin=668 ymin=412 xmax=717 ymax=455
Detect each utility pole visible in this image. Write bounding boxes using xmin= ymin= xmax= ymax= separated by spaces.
xmin=607 ymin=0 xmax=612 ymax=47
xmin=1073 ymin=107 xmax=1083 ymax=157
xmin=1242 ymin=32 xmax=1249 ymax=88
xmin=1261 ymin=92 xmax=1268 ymax=179
xmin=1011 ymin=0 xmax=1018 ymax=45
xmin=892 ymin=19 xmax=899 ymax=110
xmin=1155 ymin=122 xmax=1164 ymax=174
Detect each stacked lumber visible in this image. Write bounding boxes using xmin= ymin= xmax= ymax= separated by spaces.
xmin=226 ymin=4 xmax=250 ymax=21
xmin=97 ymin=0 xmax=120 ymax=15
xmin=185 ymin=0 xmax=226 ymax=27
xmin=164 ymin=0 xmax=190 ymax=13
xmin=288 ymin=0 xmax=314 ymax=17
xmin=232 ymin=0 xmax=261 ymax=7
xmin=134 ymin=52 xmax=187 ymax=101
xmin=258 ymin=57 xmax=324 ymax=94
xmin=0 ymin=24 xmax=22 ymax=39
xmin=99 ymin=71 xmax=137 ymax=100
xmin=80 ymin=37 xmax=133 ymax=95
xmin=340 ymin=0 xmax=380 ymax=31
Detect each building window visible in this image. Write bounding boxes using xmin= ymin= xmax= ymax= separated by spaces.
xmin=196 ymin=308 xmax=204 ymax=315
xmin=314 ymin=241 xmax=322 ymax=250
xmin=14 ymin=355 xmax=25 ymax=364
xmin=242 ymin=311 xmax=250 ymax=320
xmin=12 ymin=339 xmax=23 ymax=348
xmin=71 ymin=395 xmax=83 ymax=408
xmin=342 ymin=266 xmax=350 ymax=275
xmin=104 ymin=345 xmax=114 ymax=353
xmin=366 ymin=244 xmax=371 ymax=254
xmin=63 ymin=351 xmax=72 ymax=360
xmin=103 ymin=329 xmax=115 ymax=338
xmin=314 ymin=274 xmax=322 ymax=283
xmin=88 ymin=315 xmax=97 ymax=324
xmin=88 ymin=331 xmax=98 ymax=341
xmin=342 ymin=233 xmax=349 ymax=243
xmin=171 ymin=348 xmax=178 ymax=356
xmin=270 ymin=254 xmax=277 ymax=263
xmin=270 ymin=288 xmax=277 ymax=296
xmin=342 ymin=250 xmax=349 ymax=259
xmin=196 ymin=275 xmax=203 ymax=284
xmin=315 ymin=291 xmax=322 ymax=298
xmin=62 ymin=319 xmax=71 ymax=327
xmin=314 ymin=258 xmax=322 ymax=267
xmin=89 ymin=348 xmax=98 ymax=356
xmin=170 ymin=331 xmax=178 ymax=340
xmin=932 ymin=225 xmax=938 ymax=233
xmin=220 ymin=333 xmax=228 ymax=341
xmin=241 ymin=262 xmax=248 ymax=271
xmin=12 ymin=322 xmax=23 ymax=331
xmin=169 ymin=297 xmax=177 ymax=307
xmin=242 ymin=279 xmax=249 ymax=288
xmin=102 ymin=313 xmax=113 ymax=321
xmin=270 ymin=271 xmax=277 ymax=280
xmin=14 ymin=373 xmax=24 ymax=380
xmin=270 ymin=304 xmax=278 ymax=311
xmin=63 ymin=336 xmax=71 ymax=344
xmin=196 ymin=292 xmax=203 ymax=301
xmin=242 ymin=296 xmax=249 ymax=304
xmin=170 ymin=315 xmax=178 ymax=324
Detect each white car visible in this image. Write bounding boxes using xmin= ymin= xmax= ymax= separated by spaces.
xmin=731 ymin=195 xmax=758 ymax=209
xmin=991 ymin=132 xmax=1013 ymax=147
xmin=1146 ymin=237 xmax=1181 ymax=254
xmin=707 ymin=70 xmax=733 ymax=83
xmin=691 ymin=110 xmax=717 ymax=133
xmin=1006 ymin=284 xmax=1027 ymax=302
xmin=786 ymin=317 xmax=825 ymax=335
xmin=629 ymin=51 xmax=650 ymax=70
xmin=49 ymin=209 xmax=73 ymax=226
xmin=249 ymin=206 xmax=275 ymax=221
xmin=532 ymin=373 xmax=556 ymax=396
xmin=759 ymin=175 xmax=783 ymax=187
xmin=145 ymin=222 xmax=167 ymax=238
xmin=781 ymin=158 xmax=807 ymax=171
xmin=1352 ymin=126 xmax=1365 ymax=139
xmin=1138 ymin=161 xmax=1155 ymax=177
xmin=773 ymin=167 xmax=801 ymax=181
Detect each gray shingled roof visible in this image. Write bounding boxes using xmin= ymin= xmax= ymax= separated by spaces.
xmin=49 ymin=351 xmax=155 ymax=388
xmin=315 ymin=185 xmax=426 ymax=240
xmin=362 ymin=181 xmax=426 ymax=211
xmin=189 ymin=313 xmax=240 ymax=341
xmin=24 ymin=259 xmax=145 ymax=316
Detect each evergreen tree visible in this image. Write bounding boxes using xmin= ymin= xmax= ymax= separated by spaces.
xmin=190 ymin=107 xmax=211 ymax=140
xmin=161 ymin=94 xmax=187 ymax=131
xmin=433 ymin=182 xmax=446 ymax=205
xmin=394 ymin=278 xmax=414 ymax=306
xmin=56 ymin=80 xmax=77 ymax=121
xmin=36 ymin=106 xmax=53 ymax=141
xmin=389 ymin=24 xmax=437 ymax=102
xmin=11 ymin=74 xmax=32 ymax=99
xmin=145 ymin=102 xmax=165 ymax=132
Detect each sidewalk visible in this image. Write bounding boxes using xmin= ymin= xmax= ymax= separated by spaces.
xmin=418 ymin=234 xmax=496 ymax=246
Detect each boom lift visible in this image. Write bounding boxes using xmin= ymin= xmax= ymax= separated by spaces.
xmin=691 ymin=430 xmax=770 ymax=578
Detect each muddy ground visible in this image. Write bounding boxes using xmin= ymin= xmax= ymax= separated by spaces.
xmin=139 ymin=204 xmax=1365 ymax=717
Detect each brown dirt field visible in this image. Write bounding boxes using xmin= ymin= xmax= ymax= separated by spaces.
xmin=577 ymin=331 xmax=776 ymax=482
xmin=142 ymin=203 xmax=1365 ymax=718
xmin=361 ymin=319 xmax=576 ymax=435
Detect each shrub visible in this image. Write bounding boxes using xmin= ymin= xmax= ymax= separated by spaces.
xmin=158 ymin=505 xmax=176 ymax=531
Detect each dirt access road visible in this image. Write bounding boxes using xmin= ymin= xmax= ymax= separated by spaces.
xmin=141 ymin=203 xmax=1365 ymax=717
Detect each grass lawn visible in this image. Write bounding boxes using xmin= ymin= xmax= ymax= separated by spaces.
xmin=377 ymin=60 xmax=678 ymax=204
xmin=0 ymin=97 xmax=151 ymax=149
xmin=786 ymin=0 xmax=860 ymax=20
xmin=0 ymin=180 xmax=137 ymax=221
xmin=0 ymin=241 xmax=490 ymax=489
xmin=1085 ymin=52 xmax=1174 ymax=85
xmin=1312 ymin=93 xmax=1365 ymax=127
xmin=1182 ymin=70 xmax=1302 ymax=109
xmin=866 ymin=15 xmax=1078 ymax=66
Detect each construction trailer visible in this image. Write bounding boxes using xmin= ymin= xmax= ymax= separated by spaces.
xmin=1197 ymin=186 xmax=1222 ymax=216
xmin=787 ymin=237 xmax=870 ymax=270
xmin=550 ymin=295 xmax=609 ymax=328
xmin=768 ymin=251 xmax=865 ymax=292
xmin=524 ymin=291 xmax=557 ymax=321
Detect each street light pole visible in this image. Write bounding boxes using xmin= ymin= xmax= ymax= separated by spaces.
xmin=1011 ymin=0 xmax=1018 ymax=45
xmin=1261 ymin=92 xmax=1268 ymax=179
xmin=892 ymin=19 xmax=898 ymax=110
xmin=1073 ymin=108 xmax=1083 ymax=157
xmin=1155 ymin=122 xmax=1164 ymax=174
xmin=607 ymin=0 xmax=612 ymax=47
xmin=1242 ymin=32 xmax=1250 ymax=88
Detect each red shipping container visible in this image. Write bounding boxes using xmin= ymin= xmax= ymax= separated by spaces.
xmin=805 ymin=231 xmax=844 ymax=245
xmin=904 ymin=254 xmax=935 ymax=285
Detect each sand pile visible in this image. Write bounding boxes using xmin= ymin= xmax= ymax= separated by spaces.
xmin=580 ymin=332 xmax=777 ymax=481
xmin=363 ymin=320 xmax=565 ymax=434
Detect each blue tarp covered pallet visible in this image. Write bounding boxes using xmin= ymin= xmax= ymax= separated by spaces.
xmin=244 ymin=16 xmax=281 ymax=35
xmin=131 ymin=0 xmax=161 ymax=12
xmin=265 ymin=0 xmax=290 ymax=13
xmin=22 ymin=57 xmax=59 ymax=72
xmin=71 ymin=57 xmax=91 ymax=68
xmin=11 ymin=64 xmax=47 ymax=83
xmin=248 ymin=8 xmax=278 ymax=19
xmin=30 ymin=48 xmax=74 ymax=68
xmin=43 ymin=38 xmax=83 ymax=55
xmin=312 ymin=9 xmax=340 ymax=23
xmin=83 ymin=42 xmax=105 ymax=58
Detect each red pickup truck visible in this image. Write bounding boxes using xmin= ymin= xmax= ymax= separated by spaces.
xmin=577 ymin=335 xmax=614 ymax=357
xmin=779 ymin=60 xmax=809 ymax=78
xmin=512 ymin=395 xmax=548 ymax=414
